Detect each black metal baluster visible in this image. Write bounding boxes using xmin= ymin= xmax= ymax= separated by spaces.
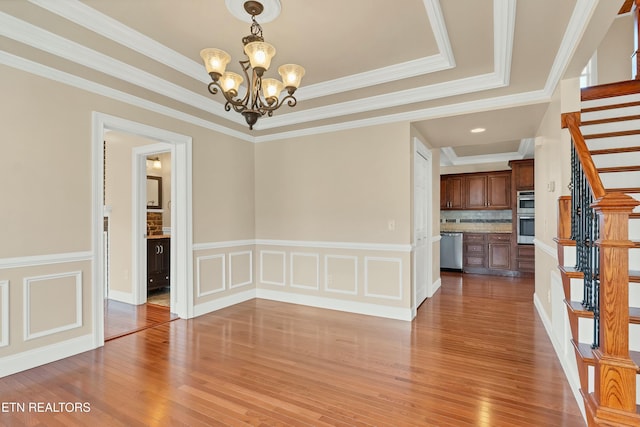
xmin=569 ymin=137 xmax=600 ymax=348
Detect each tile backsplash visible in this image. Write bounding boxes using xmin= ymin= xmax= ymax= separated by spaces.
xmin=440 ymin=210 xmax=512 ymax=233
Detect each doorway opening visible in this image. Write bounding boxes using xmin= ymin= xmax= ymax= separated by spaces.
xmin=92 ymin=112 xmax=193 ymax=347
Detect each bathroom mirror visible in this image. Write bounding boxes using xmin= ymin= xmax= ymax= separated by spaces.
xmin=146 ymin=176 xmax=162 ymax=209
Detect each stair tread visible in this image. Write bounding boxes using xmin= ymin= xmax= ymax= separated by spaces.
xmin=565 ymin=300 xmax=640 ymax=322
xmin=581 ymin=114 xmax=640 ymax=126
xmin=582 ymin=100 xmax=640 ymax=114
xmin=564 ymin=299 xmax=593 ymax=318
xmin=572 ymin=339 xmax=640 ymax=373
xmin=632 ymin=270 xmax=640 ymax=283
xmin=590 ymin=146 xmax=640 ymax=155
xmin=605 ymin=187 xmax=640 ymax=194
xmin=554 ymin=237 xmax=576 ymax=247
xmin=597 ymin=165 xmax=640 ymax=173
xmin=559 ymin=266 xmax=584 ymax=279
xmin=583 ymin=130 xmax=640 ymax=139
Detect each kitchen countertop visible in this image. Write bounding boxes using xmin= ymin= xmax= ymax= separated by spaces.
xmin=147 ymin=234 xmax=171 ymax=239
xmin=440 ymin=223 xmax=512 ymax=234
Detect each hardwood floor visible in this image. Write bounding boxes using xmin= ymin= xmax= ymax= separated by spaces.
xmin=104 ymin=299 xmax=178 ymax=341
xmin=1 ymin=273 xmax=584 ymax=426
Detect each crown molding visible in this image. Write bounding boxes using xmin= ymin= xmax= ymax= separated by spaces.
xmin=296 ymin=54 xmax=454 ymax=101
xmin=28 ymin=0 xmax=210 ymax=83
xmin=29 ymin=0 xmax=456 ymax=103
xmin=494 ymin=0 xmax=516 ymax=83
xmin=256 ymin=0 xmax=516 ymax=130
xmin=543 ymin=0 xmax=599 ymax=94
xmin=254 ymin=89 xmax=550 ymax=143
xmin=0 ymin=11 xmax=248 ymax=126
xmin=4 ymin=0 xmax=594 ymax=146
xmin=0 ymin=50 xmax=253 ymax=142
xmin=260 ymin=72 xmax=508 ymax=130
xmin=439 ymin=137 xmax=535 ymax=166
xmin=21 ymin=0 xmax=516 ymax=134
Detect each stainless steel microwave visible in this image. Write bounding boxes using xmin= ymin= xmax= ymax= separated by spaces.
xmin=517 ymin=190 xmax=535 ymax=214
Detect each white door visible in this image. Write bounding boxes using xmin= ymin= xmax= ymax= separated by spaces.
xmin=413 ymin=141 xmax=432 ymax=315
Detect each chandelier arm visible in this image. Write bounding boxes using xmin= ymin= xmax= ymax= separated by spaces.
xmin=207 ymin=82 xmax=220 ymax=96
xmin=257 ymin=93 xmax=298 ymax=114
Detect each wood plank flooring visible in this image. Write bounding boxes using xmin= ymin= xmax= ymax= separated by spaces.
xmin=0 ymin=272 xmax=585 ymax=426
xmin=104 ymin=299 xmax=178 ymax=341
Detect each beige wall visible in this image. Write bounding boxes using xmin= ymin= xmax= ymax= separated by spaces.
xmin=597 ymin=14 xmax=633 ymax=85
xmin=533 ymin=78 xmax=576 ymax=320
xmin=0 ymin=64 xmax=254 ymax=363
xmin=253 ymin=123 xmax=414 ymax=315
xmin=255 ymin=123 xmax=411 ymax=244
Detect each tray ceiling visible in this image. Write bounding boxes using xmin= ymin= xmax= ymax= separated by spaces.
xmin=0 ymin=0 xmax=625 ymax=163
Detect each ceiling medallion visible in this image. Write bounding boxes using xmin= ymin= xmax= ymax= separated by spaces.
xmin=200 ymin=1 xmax=304 ymax=130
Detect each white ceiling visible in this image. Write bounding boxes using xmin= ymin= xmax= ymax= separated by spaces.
xmin=0 ymin=0 xmax=625 ymax=163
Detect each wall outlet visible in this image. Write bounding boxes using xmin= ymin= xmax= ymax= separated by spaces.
xmin=547 ymin=181 xmax=555 ymax=192
xmin=388 ymin=219 xmax=396 ymax=231
xmin=327 ymin=274 xmax=333 ymax=286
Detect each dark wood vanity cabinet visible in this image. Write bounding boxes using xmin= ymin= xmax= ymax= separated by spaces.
xmin=147 ymin=237 xmax=170 ymax=291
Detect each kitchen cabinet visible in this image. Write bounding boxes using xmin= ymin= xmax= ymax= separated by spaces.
xmin=463 ymin=172 xmax=511 ymax=210
xmin=509 ymin=159 xmax=534 ymax=191
xmin=440 ymin=171 xmax=511 ymax=210
xmin=488 ymin=233 xmax=511 ymax=270
xmin=516 ymin=244 xmax=535 ymax=273
xmin=440 ymin=175 xmax=463 ymax=210
xmin=463 ymin=233 xmax=486 ymax=269
xmin=463 ymin=233 xmax=514 ymax=275
xmin=147 ymin=237 xmax=170 ymax=291
xmin=508 ymin=159 xmax=535 ymax=275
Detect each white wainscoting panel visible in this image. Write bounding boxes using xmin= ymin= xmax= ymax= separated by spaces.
xmin=23 ymin=271 xmax=82 ymax=341
xmin=259 ymin=250 xmax=286 ymax=286
xmin=290 ymin=252 xmax=319 ymax=290
xmin=0 ymin=280 xmax=8 ymax=347
xmin=364 ymin=257 xmax=403 ymax=301
xmin=229 ymin=251 xmax=253 ymax=289
xmin=196 ymin=254 xmax=226 ymax=297
xmin=324 ymin=255 xmax=358 ymax=295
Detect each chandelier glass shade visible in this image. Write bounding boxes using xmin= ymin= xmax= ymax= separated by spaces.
xmin=200 ymin=1 xmax=305 ymax=130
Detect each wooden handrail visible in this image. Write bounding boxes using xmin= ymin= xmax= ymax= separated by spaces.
xmin=561 ymin=112 xmax=606 ymax=199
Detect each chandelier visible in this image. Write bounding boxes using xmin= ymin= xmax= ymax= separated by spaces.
xmin=200 ymin=1 xmax=305 ymax=130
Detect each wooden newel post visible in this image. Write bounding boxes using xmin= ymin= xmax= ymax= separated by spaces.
xmin=591 ymin=192 xmax=640 ymax=423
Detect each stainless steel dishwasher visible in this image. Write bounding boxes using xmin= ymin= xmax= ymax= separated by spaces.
xmin=440 ymin=232 xmax=463 ymax=270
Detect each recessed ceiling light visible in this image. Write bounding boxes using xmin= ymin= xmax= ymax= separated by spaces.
xmin=470 ymin=127 xmax=486 ymax=133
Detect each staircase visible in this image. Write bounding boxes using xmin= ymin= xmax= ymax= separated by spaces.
xmin=559 ymin=80 xmax=640 ymax=426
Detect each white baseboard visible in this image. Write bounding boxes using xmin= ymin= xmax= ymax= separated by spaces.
xmin=193 ymin=288 xmax=256 ymax=317
xmin=429 ymin=278 xmax=442 ymax=297
xmin=0 ymin=333 xmax=95 ymax=378
xmin=256 ymin=288 xmax=412 ymax=321
xmin=107 ymin=289 xmax=135 ymax=305
xmin=533 ymin=292 xmax=586 ymax=421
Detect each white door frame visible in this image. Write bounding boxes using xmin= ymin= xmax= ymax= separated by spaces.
xmin=412 ymin=137 xmax=433 ymax=319
xmin=91 ymin=112 xmax=193 ymax=348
